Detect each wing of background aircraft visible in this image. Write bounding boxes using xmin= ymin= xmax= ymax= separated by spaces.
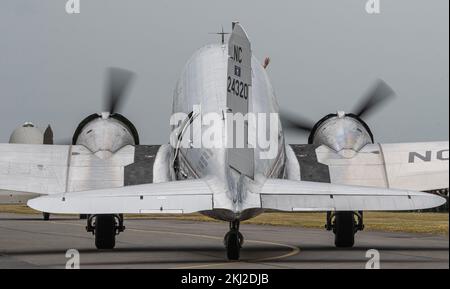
xmin=287 ymin=141 xmax=449 ymax=192
xmin=0 ymin=143 xmax=167 ymax=204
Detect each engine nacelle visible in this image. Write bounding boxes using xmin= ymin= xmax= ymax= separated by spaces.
xmin=308 ymin=111 xmax=374 ymax=156
xmin=72 ymin=112 xmax=139 ymax=158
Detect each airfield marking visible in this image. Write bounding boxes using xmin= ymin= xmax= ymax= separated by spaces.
xmin=47 ymin=220 xmax=300 ymax=269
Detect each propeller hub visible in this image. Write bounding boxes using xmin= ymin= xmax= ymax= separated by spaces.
xmin=101 ymin=112 xmax=111 ymax=120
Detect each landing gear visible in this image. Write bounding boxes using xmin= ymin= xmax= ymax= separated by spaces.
xmin=224 ymin=220 xmax=243 ymax=260
xmin=79 ymin=214 xmax=88 ymax=220
xmin=43 ymin=212 xmax=50 ymax=221
xmin=326 ymin=211 xmax=364 ymax=248
xmin=86 ymin=214 xmax=125 ymax=249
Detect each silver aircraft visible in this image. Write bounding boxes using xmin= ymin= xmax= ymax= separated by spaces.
xmin=0 ymin=23 xmax=448 ymax=260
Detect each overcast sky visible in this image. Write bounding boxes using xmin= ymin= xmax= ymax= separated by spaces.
xmin=0 ymin=0 xmax=448 ymax=144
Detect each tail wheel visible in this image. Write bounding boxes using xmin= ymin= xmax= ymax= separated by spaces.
xmin=225 ymin=230 xmax=241 ymax=261
xmin=334 ymin=211 xmax=356 ymax=247
xmin=95 ymin=215 xmax=116 ymax=249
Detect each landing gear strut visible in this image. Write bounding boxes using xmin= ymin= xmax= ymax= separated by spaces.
xmin=86 ymin=214 xmax=125 ymax=249
xmin=326 ymin=211 xmax=364 ymax=248
xmin=224 ymin=220 xmax=244 ymax=260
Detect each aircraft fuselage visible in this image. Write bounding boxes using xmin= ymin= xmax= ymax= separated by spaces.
xmin=172 ymin=44 xmax=285 ymax=222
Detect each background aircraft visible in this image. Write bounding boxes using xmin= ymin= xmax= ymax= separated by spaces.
xmin=0 ymin=23 xmax=447 ymax=260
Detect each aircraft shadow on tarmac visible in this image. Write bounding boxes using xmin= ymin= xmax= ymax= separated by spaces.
xmin=2 ymin=245 xmax=448 ymax=256
xmin=1 ymin=245 xmax=447 ymax=266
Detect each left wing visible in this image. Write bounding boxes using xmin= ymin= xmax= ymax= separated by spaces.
xmin=0 ymin=143 xmax=164 ymax=204
xmin=28 ymin=180 xmax=213 ymax=214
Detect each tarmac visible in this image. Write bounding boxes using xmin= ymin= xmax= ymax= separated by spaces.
xmin=0 ymin=213 xmax=448 ymax=269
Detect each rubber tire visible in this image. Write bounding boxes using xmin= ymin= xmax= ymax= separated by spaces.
xmin=334 ymin=212 xmax=355 ymax=248
xmin=95 ymin=215 xmax=116 ymax=249
xmin=225 ymin=231 xmax=241 ymax=260
xmin=43 ymin=212 xmax=50 ymax=221
xmin=238 ymin=231 xmax=244 ymax=246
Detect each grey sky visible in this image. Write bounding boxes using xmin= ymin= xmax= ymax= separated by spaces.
xmin=0 ymin=0 xmax=448 ymax=145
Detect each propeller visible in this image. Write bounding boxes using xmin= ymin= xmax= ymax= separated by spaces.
xmin=279 ymin=111 xmax=315 ymax=133
xmin=45 ymin=68 xmax=136 ymax=146
xmin=104 ymin=67 xmax=135 ymax=115
xmin=280 ymin=79 xmax=396 ymax=134
xmin=352 ymin=79 xmax=395 ymax=118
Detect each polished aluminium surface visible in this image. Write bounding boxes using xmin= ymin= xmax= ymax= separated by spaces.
xmin=171 ymin=41 xmax=284 ymax=219
xmin=311 ymin=112 xmax=373 ymax=155
xmin=75 ymin=112 xmax=136 ymax=159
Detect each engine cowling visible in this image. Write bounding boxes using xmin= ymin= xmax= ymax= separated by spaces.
xmin=308 ymin=111 xmax=374 ymax=156
xmin=72 ymin=112 xmax=139 ymax=158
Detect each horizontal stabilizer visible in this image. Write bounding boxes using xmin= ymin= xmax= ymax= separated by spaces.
xmin=28 ymin=180 xmax=213 ymax=214
xmin=261 ymin=179 xmax=446 ymax=212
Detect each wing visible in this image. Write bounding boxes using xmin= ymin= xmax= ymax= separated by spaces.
xmin=28 ymin=180 xmax=213 ymax=214
xmin=261 ymin=179 xmax=446 ymax=212
xmin=287 ymin=141 xmax=449 ymax=191
xmin=0 ymin=143 xmax=166 ymax=203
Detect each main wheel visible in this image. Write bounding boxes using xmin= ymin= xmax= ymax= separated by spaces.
xmin=95 ymin=215 xmax=116 ymax=249
xmin=43 ymin=212 xmax=50 ymax=221
xmin=334 ymin=211 xmax=355 ymax=247
xmin=225 ymin=230 xmax=241 ymax=260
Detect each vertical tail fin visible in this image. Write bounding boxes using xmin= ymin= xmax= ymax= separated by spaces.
xmin=226 ymin=22 xmax=254 ymax=179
